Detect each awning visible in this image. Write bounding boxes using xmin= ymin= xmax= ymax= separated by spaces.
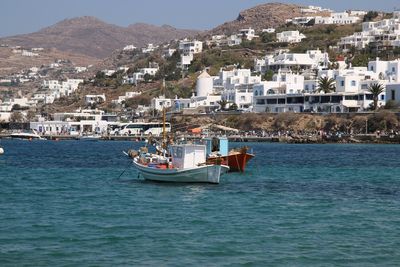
xmin=190 ymin=128 xmax=202 ymax=134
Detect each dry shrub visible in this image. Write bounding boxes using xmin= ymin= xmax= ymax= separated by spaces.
xmin=368 ymin=111 xmax=399 ymax=132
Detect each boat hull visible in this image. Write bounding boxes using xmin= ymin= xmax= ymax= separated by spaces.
xmin=133 ymin=161 xmax=229 ymax=184
xmin=208 ymin=152 xmax=254 ymax=172
xmin=79 ymin=135 xmax=101 ymax=141
xmin=10 ymin=133 xmax=45 ymax=140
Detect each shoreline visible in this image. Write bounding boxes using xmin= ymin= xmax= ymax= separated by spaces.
xmin=1 ymin=133 xmax=399 ymax=144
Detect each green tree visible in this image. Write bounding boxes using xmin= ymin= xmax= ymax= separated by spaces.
xmin=124 ymin=95 xmax=152 ymax=109
xmin=261 ymin=33 xmax=276 ymax=43
xmin=143 ymin=73 xmax=152 ymax=83
xmin=229 ymin=103 xmax=238 ymax=111
xmin=363 ymin=11 xmax=379 ymax=22
xmin=217 ymin=99 xmax=228 ymax=110
xmin=317 ymin=76 xmax=336 ymax=93
xmin=10 ymin=111 xmax=24 ymax=122
xmin=368 ymin=83 xmax=385 ymax=111
xmin=263 ymin=70 xmax=274 ymax=81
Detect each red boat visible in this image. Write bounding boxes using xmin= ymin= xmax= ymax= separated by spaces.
xmin=207 ymin=148 xmax=254 ymax=172
xmin=205 ymin=137 xmax=254 ymax=173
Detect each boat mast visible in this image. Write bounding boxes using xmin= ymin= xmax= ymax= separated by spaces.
xmin=162 ymin=78 xmax=166 ymax=147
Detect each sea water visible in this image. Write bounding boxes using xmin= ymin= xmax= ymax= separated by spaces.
xmin=1 ymin=139 xmax=400 ymax=266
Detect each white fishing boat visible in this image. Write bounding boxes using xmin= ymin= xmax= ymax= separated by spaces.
xmin=10 ymin=129 xmax=46 ymax=140
xmin=132 ymin=144 xmax=229 ymax=184
xmin=130 ymin=79 xmax=228 ymax=183
xmin=0 ymin=147 xmax=4 ymax=155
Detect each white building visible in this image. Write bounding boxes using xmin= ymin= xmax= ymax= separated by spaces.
xmin=276 ymin=31 xmax=306 ymax=43
xmin=315 ymin=12 xmax=360 ymax=25
xmin=21 ymin=50 xmax=39 ymax=57
xmin=142 ymin=43 xmax=158 ymax=54
xmin=102 ymin=69 xmax=116 ymax=77
xmin=214 ymin=69 xmax=261 ymax=109
xmin=300 ymin=5 xmax=333 ymax=13
xmin=122 ymin=64 xmax=159 ymax=85
xmin=179 ymin=39 xmax=203 ymax=55
xmin=32 ymin=93 xmax=55 ymax=104
xmin=262 ymin=28 xmax=276 ymax=33
xmin=163 ymin=48 xmax=176 ymax=58
xmin=368 ymin=58 xmax=400 ymax=83
xmin=253 ymin=61 xmax=387 ymax=113
xmin=349 ymin=10 xmax=368 ymax=17
xmin=206 ymin=35 xmax=226 ymax=47
xmin=339 ymin=12 xmax=400 ymax=50
xmin=42 ymin=78 xmax=83 ymax=98
xmin=152 ymin=71 xmax=223 ymax=112
xmin=85 ymin=94 xmax=106 ymax=105
xmin=254 ymin=50 xmax=330 ymax=73
xmin=0 ymin=97 xmax=34 ymax=112
xmin=386 ymin=83 xmax=400 ymax=104
xmin=151 ymin=95 xmax=172 ymax=111
xmin=123 ymin=45 xmax=137 ymax=51
xmin=31 ymin=110 xmax=109 ymax=135
xmin=177 ymin=39 xmax=203 ymax=70
xmin=286 ymin=16 xmax=316 ymax=25
xmin=227 ymin=35 xmax=242 ymax=46
xmin=123 ymin=73 xmax=144 ymax=85
xmin=75 ymin=66 xmax=88 ymax=73
xmin=179 ymin=54 xmax=194 ymax=70
xmin=0 ymin=112 xmax=11 ymax=122
xmin=113 ymin=91 xmax=142 ymax=104
xmin=239 ymin=28 xmax=258 ymax=40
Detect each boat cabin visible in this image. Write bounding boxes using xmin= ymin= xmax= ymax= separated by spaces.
xmin=204 ymin=137 xmax=228 ymax=157
xmin=170 ymin=144 xmax=206 ymax=169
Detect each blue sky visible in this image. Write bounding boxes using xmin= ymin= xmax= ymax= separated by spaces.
xmin=1 ymin=0 xmax=399 ymax=37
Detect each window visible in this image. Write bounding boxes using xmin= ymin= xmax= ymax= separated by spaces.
xmin=381 ymin=95 xmax=385 ymax=101
xmin=370 ymin=66 xmax=374 ymax=71
xmin=351 ymin=80 xmax=356 ymax=86
xmin=278 ymin=98 xmax=286 ymax=104
xmin=392 ymin=90 xmax=396 ymax=100
xmin=344 ymin=95 xmax=358 ymax=100
xmin=331 ymin=96 xmax=343 ymax=103
xmin=392 ymin=67 xmax=396 ymax=72
xmin=254 ymin=90 xmax=258 ymax=96
xmin=267 ymin=99 xmax=277 ymax=104
xmin=340 ymin=81 xmax=345 ymax=87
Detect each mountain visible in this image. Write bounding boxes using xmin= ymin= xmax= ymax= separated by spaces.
xmin=0 ymin=16 xmax=200 ymax=59
xmin=209 ymin=2 xmax=326 ymax=35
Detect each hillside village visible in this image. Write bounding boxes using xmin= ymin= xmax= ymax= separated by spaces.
xmin=1 ymin=3 xmax=400 ymax=137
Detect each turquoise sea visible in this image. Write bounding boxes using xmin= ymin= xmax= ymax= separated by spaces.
xmin=1 ymin=139 xmax=400 ymax=266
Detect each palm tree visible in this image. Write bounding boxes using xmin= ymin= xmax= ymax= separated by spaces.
xmin=317 ymin=76 xmax=336 ymax=93
xmin=217 ymin=99 xmax=228 ymax=111
xmin=368 ymin=83 xmax=385 ymax=111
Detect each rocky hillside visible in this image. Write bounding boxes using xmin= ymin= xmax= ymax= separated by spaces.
xmin=210 ymin=2 xmax=328 ymax=35
xmin=0 ymin=47 xmax=99 ymax=76
xmin=0 ymin=16 xmax=200 ymax=59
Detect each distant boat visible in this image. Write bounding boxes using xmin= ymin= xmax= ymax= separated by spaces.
xmin=132 ymin=144 xmax=229 ymax=184
xmin=78 ymin=133 xmax=102 ymax=141
xmin=205 ymin=137 xmax=254 ymax=172
xmin=10 ymin=130 xmax=46 ymax=140
xmin=0 ymin=147 xmax=4 ymax=155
